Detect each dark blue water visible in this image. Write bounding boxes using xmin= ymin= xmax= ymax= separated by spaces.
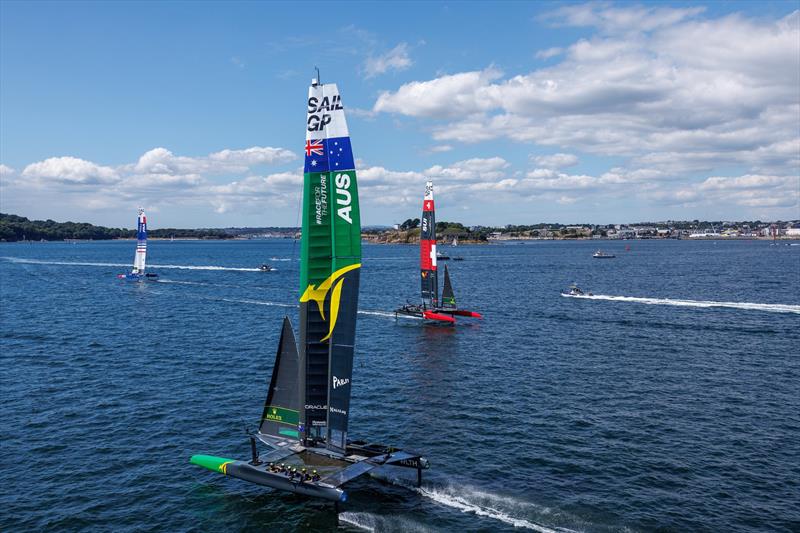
xmin=1 ymin=240 xmax=799 ymax=532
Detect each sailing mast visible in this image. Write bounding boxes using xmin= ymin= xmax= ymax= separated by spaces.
xmin=420 ymin=181 xmax=438 ymax=309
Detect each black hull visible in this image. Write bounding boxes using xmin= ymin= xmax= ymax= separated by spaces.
xmin=227 ymin=461 xmax=346 ymax=502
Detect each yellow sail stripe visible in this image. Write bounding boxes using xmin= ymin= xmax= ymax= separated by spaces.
xmin=299 ymin=263 xmax=361 ymax=323
xmin=320 ymin=277 xmax=346 ymax=342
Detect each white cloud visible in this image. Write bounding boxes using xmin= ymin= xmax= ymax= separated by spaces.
xmin=535 ymin=47 xmax=563 ymax=59
xmin=370 ymin=6 xmax=799 ymax=216
xmin=22 ymin=157 xmax=119 ymax=185
xmin=543 ymin=3 xmax=706 ymax=34
xmin=373 ymin=68 xmax=503 ymax=118
xmin=533 ymin=153 xmax=578 ymax=169
xmin=4 ymin=145 xmax=303 ymax=219
xmin=0 ymin=164 xmax=15 ymax=178
xmin=208 ymin=147 xmax=296 ymax=166
xmin=428 ymin=145 xmax=453 ymax=153
xmin=363 ymin=43 xmax=413 ymax=78
xmin=132 ymin=146 xmax=296 ymax=176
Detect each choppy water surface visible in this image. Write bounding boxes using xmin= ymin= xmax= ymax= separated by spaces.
xmin=1 ymin=239 xmax=798 ymax=532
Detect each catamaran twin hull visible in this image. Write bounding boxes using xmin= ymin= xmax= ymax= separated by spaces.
xmin=192 ymin=437 xmax=429 ymax=502
xmin=192 ymin=77 xmax=428 ymax=503
xmin=394 ymin=181 xmax=482 ymax=324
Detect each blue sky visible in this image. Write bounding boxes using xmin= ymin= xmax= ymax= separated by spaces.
xmin=1 ymin=1 xmax=798 ymax=228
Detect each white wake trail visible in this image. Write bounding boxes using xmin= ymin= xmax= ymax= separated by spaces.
xmin=214 ymin=297 xmax=296 ymax=309
xmin=562 ymin=293 xmax=800 ymax=314
xmin=338 ymin=512 xmax=432 ymax=532
xmin=1 ymin=257 xmax=266 ymax=272
xmin=416 ymin=485 xmax=577 ymax=532
xmin=357 ymin=309 xmax=402 ymax=319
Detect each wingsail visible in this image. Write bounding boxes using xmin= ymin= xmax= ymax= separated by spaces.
xmin=420 ymin=181 xmax=438 ymax=308
xmin=118 ymin=208 xmax=157 ymax=280
xmin=133 ymin=208 xmax=147 ymax=274
xmin=299 ymin=80 xmax=362 ymax=454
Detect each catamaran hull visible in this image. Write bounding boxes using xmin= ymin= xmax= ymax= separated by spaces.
xmin=191 ymin=455 xmax=346 ymax=502
xmin=437 ymin=309 xmax=482 ymax=318
xmin=117 ymin=273 xmax=158 ymax=281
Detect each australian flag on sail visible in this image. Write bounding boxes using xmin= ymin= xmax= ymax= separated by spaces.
xmin=304 ymin=137 xmax=355 ymax=173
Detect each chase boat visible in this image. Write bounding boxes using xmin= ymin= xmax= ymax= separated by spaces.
xmin=593 ymin=250 xmax=615 ymax=259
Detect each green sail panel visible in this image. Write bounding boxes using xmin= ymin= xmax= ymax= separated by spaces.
xmin=299 ymin=81 xmax=361 ymax=453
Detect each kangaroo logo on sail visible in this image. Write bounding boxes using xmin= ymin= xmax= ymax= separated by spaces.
xmin=307 ymin=95 xmax=343 ymax=132
xmin=335 ymin=173 xmax=353 ymax=224
xmin=332 ymin=376 xmax=350 ymax=390
xmin=300 ymin=263 xmax=361 ymax=342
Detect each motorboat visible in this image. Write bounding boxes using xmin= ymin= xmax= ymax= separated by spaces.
xmin=592 ymin=250 xmax=615 ymax=258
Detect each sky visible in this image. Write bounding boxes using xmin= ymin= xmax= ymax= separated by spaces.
xmin=1 ymin=1 xmax=798 ymax=229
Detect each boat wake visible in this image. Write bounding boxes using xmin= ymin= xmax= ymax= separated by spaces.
xmin=357 ymin=310 xmax=403 ymax=319
xmin=1 ymin=257 xmax=264 ymax=272
xmin=415 ymin=484 xmax=577 ymax=532
xmin=338 ymin=512 xmax=431 ymax=532
xmin=212 ymin=297 xmax=296 ymax=309
xmin=562 ymin=293 xmax=800 ymax=314
xmin=155 ymin=279 xmax=209 ymax=286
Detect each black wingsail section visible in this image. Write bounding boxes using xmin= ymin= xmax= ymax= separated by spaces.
xmin=258 ymin=317 xmax=301 ymax=441
xmin=326 ymin=267 xmax=359 ymax=452
xmin=441 ymin=264 xmax=456 ymax=309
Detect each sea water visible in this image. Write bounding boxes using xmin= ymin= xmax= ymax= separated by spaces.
xmin=1 ymin=239 xmax=798 ymax=531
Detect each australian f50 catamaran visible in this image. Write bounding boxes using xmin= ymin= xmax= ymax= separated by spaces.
xmin=191 ymin=76 xmax=429 ymax=503
xmin=118 ymin=208 xmax=157 ymax=281
xmin=395 ymin=182 xmax=482 ymax=324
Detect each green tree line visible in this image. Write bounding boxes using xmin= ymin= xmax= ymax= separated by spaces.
xmin=0 ymin=213 xmax=233 ymax=242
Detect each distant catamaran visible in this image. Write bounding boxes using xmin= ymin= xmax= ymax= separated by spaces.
xmin=118 ymin=208 xmax=157 ymax=280
xmin=395 ymin=181 xmax=482 ymax=323
xmin=191 ymin=75 xmax=429 ymax=503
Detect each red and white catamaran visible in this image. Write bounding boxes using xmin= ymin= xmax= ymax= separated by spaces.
xmin=395 ymin=181 xmax=482 ymax=324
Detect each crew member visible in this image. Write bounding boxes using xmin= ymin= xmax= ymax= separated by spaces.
xmin=311 ymin=469 xmax=320 ymax=482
